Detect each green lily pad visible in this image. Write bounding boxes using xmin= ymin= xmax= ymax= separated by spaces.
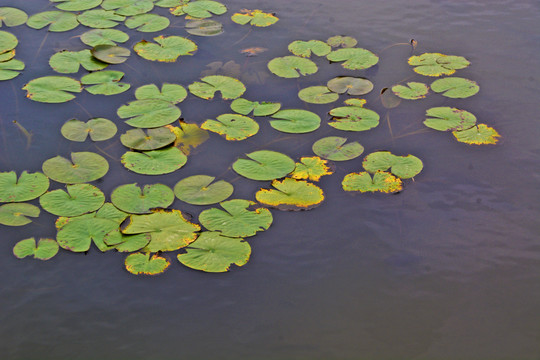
xmin=135 ymin=83 xmax=187 ymax=104
xmin=312 ymin=136 xmax=364 ymax=161
xmin=232 ymin=150 xmax=295 ymax=181
xmin=328 ymin=105 xmax=380 ymax=132
xmin=104 ymin=231 xmax=150 ymax=252
xmin=267 ymin=56 xmax=317 ymax=78
xmin=0 ymin=48 xmax=15 ymax=62
xmin=185 ymin=19 xmax=223 ymax=36
xmin=122 ymin=209 xmax=200 ymax=252
xmin=169 ymin=121 xmax=210 ymax=155
xmin=231 ymin=9 xmax=278 ymax=27
xmin=172 ymin=0 xmax=227 ymax=18
xmin=77 ymin=10 xmax=125 ymax=28
xmin=327 ymin=76 xmax=374 ymax=95
xmin=0 ymin=171 xmax=49 ymax=202
xmin=326 ymin=35 xmax=357 ymax=48
xmin=81 ymin=70 xmax=130 ymax=95
xmin=120 ymin=127 xmax=176 ymax=150
xmin=13 ymin=238 xmax=58 ymax=260
xmin=408 ymin=53 xmax=470 ymax=77
xmin=290 ymin=156 xmax=334 ymax=182
xmin=269 ymin=109 xmax=321 ymax=134
xmin=362 ymin=151 xmax=423 ymax=179
xmin=121 ymin=147 xmax=187 ymax=175
xmin=174 ymin=175 xmax=233 ymax=205
xmin=80 ymin=29 xmax=129 ymax=46
xmin=201 ymin=114 xmax=259 ymax=141
xmin=391 ymin=82 xmax=429 ymax=99
xmin=0 ymin=59 xmax=24 ymax=80
xmin=342 ymin=171 xmax=403 ymax=193
xmin=453 ymin=124 xmax=501 ymax=145
xmin=230 ymin=98 xmax=281 ymax=116
xmin=156 ymin=0 xmax=185 ymax=7
xmin=26 ymin=11 xmax=79 ymax=32
xmin=57 ymin=216 xmax=120 ymax=252
xmin=111 ymin=183 xmax=174 ymax=214
xmin=61 ymin=118 xmax=117 ymax=142
xmin=288 ymin=40 xmax=331 ymax=58
xmin=117 ymin=99 xmax=181 ymax=128
xmin=189 ymin=75 xmax=246 ymax=100
xmin=0 ymin=8 xmax=28 ymax=27
xmin=134 ymin=35 xmax=197 ymax=62
xmin=101 ymin=0 xmax=154 ymax=16
xmin=344 ymin=98 xmax=367 ymax=107
xmin=327 ymin=48 xmax=379 ymax=70
xmin=49 ymin=49 xmax=108 ymax=74
xmin=125 ymin=252 xmax=170 ymax=275
xmin=42 ymin=152 xmax=109 ymax=184
xmin=298 ymin=86 xmax=339 ymax=104
xmin=0 ymin=203 xmax=40 ymax=226
xmin=91 ymin=45 xmax=130 ymax=64
xmin=125 ymin=13 xmax=169 ymax=32
xmin=255 ymin=178 xmax=324 ymax=211
xmin=430 ymin=77 xmax=479 ymax=98
xmin=178 ymin=232 xmax=251 ymax=273
xmin=22 ymin=76 xmax=82 ymax=103
xmin=424 ymin=107 xmax=477 ymax=131
xmin=52 ymin=0 xmax=102 ymax=11
xmin=55 ymin=202 xmax=128 ymax=230
xmin=39 ymin=183 xmax=105 ymax=217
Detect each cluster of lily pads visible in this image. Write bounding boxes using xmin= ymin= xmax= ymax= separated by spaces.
xmin=0 ymin=1 xmax=499 ymax=275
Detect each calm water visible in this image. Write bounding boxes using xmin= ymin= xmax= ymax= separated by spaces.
xmin=0 ymin=0 xmax=539 ymax=359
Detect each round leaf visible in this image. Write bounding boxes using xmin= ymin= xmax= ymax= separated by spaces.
xmin=201 ymin=113 xmax=259 ymax=141
xmin=269 ymin=109 xmax=321 ymax=134
xmin=13 ymin=238 xmax=58 ymax=260
xmin=125 ymin=14 xmax=169 ymax=32
xmin=188 ymin=75 xmax=246 ymax=100
xmin=135 ymin=83 xmax=187 ymax=104
xmin=328 ymin=106 xmax=380 ymax=132
xmin=326 ymin=35 xmax=357 ymax=48
xmin=256 ymin=178 xmax=324 ymax=211
xmin=101 ymin=0 xmax=154 ymax=16
xmin=430 ymin=77 xmax=479 ymax=98
xmin=134 ymin=35 xmax=197 ymax=62
xmin=22 ymin=76 xmax=82 ymax=103
xmin=0 ymin=59 xmax=24 ymax=80
xmin=80 ymin=29 xmax=129 ymax=46
xmin=185 ymin=19 xmax=223 ymax=36
xmin=230 ymin=98 xmax=281 ymax=116
xmin=0 ymin=7 xmax=28 ymax=27
xmin=174 ymin=175 xmax=233 ymax=205
xmin=424 ymin=107 xmax=477 ymax=131
xmin=81 ymin=70 xmax=130 ymax=95
xmin=267 ymin=56 xmax=317 ymax=78
xmin=178 ymin=1 xmax=227 ymax=18
xmin=290 ymin=156 xmax=334 ymax=182
xmin=57 ymin=217 xmax=121 ymax=252
xmin=408 ymin=53 xmax=470 ymax=77
xmin=391 ymin=82 xmax=429 ymax=99
xmin=125 ymin=253 xmax=170 ymax=275
xmin=0 ymin=203 xmax=40 ymax=226
xmin=312 ymin=136 xmax=364 ymax=161
xmin=327 ymin=48 xmax=379 ymax=70
xmin=61 ymin=118 xmax=117 ymax=142
xmin=342 ymin=171 xmax=403 ymax=193
xmin=26 ymin=11 xmax=79 ymax=32
xmin=39 ymin=184 xmax=105 ymax=217
xmin=453 ymin=124 xmax=501 ymax=145
xmin=91 ymin=45 xmax=130 ymax=64
xmin=0 ymin=171 xmax=49 ymax=202
xmin=362 ymin=151 xmax=423 ymax=179
xmin=111 ymin=183 xmax=174 ymax=214
xmin=49 ymin=49 xmax=108 ymax=74
xmin=231 ymin=9 xmax=277 ymax=27
xmin=288 ymin=40 xmax=331 ymax=58
xmin=117 ymin=99 xmax=181 ymax=128
xmin=120 ymin=127 xmax=176 ymax=150
xmin=298 ymin=86 xmax=339 ymax=104
xmin=121 ymin=147 xmax=187 ymax=175
xmin=232 ymin=150 xmax=295 ymax=181
xmin=42 ymin=152 xmax=109 ymax=184
xmin=77 ymin=10 xmax=125 ymax=28
xmin=327 ymin=76 xmax=374 ymax=95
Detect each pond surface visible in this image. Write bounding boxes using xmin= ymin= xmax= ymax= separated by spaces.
xmin=0 ymin=0 xmax=539 ymax=359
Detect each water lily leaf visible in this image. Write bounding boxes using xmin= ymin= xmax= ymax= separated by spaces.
xmin=380 ymin=87 xmax=401 ymax=109
xmin=52 ymin=0 xmax=102 ymax=11
xmin=0 ymin=48 xmax=15 ymax=62
xmin=0 ymin=58 xmax=24 ymax=80
xmin=185 ymin=19 xmax=223 ymax=36
xmin=344 ymin=98 xmax=367 ymax=107
xmin=117 ymin=99 xmax=181 ymax=128
xmin=453 ymin=124 xmax=500 ymax=145
xmin=232 ymin=150 xmax=295 ymax=181
xmin=327 ymin=76 xmax=374 ymax=95
xmin=312 ymin=136 xmax=364 ymax=161
xmin=61 ymin=118 xmax=117 ymax=142
xmin=342 ymin=171 xmax=402 ymax=193
xmin=39 ymin=183 xmax=105 ymax=217
xmin=121 ymin=147 xmax=187 ymax=175
xmin=0 ymin=171 xmax=49 ymax=202
xmin=178 ymin=232 xmax=251 ymax=273
xmin=101 ymin=0 xmax=154 ymax=16
xmin=201 ymin=114 xmax=259 ymax=141
xmin=255 ymin=178 xmax=324 ymax=211
xmin=326 ymin=35 xmax=357 ymax=48
xmin=231 ymin=9 xmax=278 ymax=27
xmin=122 ymin=209 xmax=200 ymax=252
xmin=298 ymin=86 xmax=339 ymax=104
xmin=362 ymin=151 xmax=423 ymax=179
xmin=57 ymin=216 xmax=120 ymax=252
xmin=267 ymin=56 xmax=317 ymax=78
xmin=105 ymin=230 xmax=150 ymax=252
xmin=168 ymin=121 xmax=209 ymax=155
xmin=430 ymin=77 xmax=479 ymax=98
xmin=125 ymin=252 xmax=170 ymax=275
xmin=120 ymin=127 xmax=176 ymax=150
xmin=269 ymin=109 xmax=321 ymax=134
xmin=189 ymin=75 xmax=245 ymax=100
xmin=156 ymin=0 xmax=185 ymax=7
xmin=81 ymin=70 xmax=130 ymax=95
xmin=23 ymin=76 xmax=82 ymax=103
xmin=42 ymin=151 xmax=109 ymax=184
xmin=408 ymin=53 xmax=470 ymax=77
xmin=134 ymin=35 xmax=197 ymax=62
xmin=230 ymin=98 xmax=281 ymax=116
xmin=174 ymin=175 xmax=233 ymax=205
xmin=55 ymin=202 xmax=128 ymax=229
xmin=0 ymin=31 xmax=17 ymax=53
xmin=424 ymin=107 xmax=477 ymax=131
xmin=91 ymin=44 xmax=130 ymax=64
xmin=0 ymin=203 xmax=40 ymax=226
xmin=49 ymin=49 xmax=108 ymax=74
xmin=290 ymin=156 xmax=334 ymax=182
xmin=77 ymin=10 xmax=125 ymax=28
xmin=328 ymin=105 xmax=380 ymax=132
xmin=171 ymin=1 xmax=227 ymax=18
xmin=391 ymin=82 xmax=429 ymax=99
xmin=13 ymin=238 xmax=58 ymax=260
xmin=26 ymin=11 xmax=79 ymax=32
xmin=125 ymin=14 xmax=169 ymax=32
xmin=0 ymin=7 xmax=28 ymax=27
xmin=288 ymin=40 xmax=331 ymax=58
xmin=81 ymin=29 xmax=129 ymax=46
xmin=135 ymin=83 xmax=187 ymax=104
xmin=327 ymin=48 xmax=379 ymax=70
xmin=111 ymin=183 xmax=174 ymax=214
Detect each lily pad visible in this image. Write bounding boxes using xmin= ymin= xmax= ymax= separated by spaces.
xmin=290 ymin=156 xmax=334 ymax=181
xmin=0 ymin=59 xmax=24 ymax=80
xmin=125 ymin=14 xmax=170 ymax=32
xmin=134 ymin=35 xmax=197 ymax=62
xmin=120 ymin=127 xmax=176 ymax=150
xmin=57 ymin=216 xmax=120 ymax=252
xmin=362 ymin=151 xmax=423 ymax=179
xmin=169 ymin=121 xmax=209 ymax=155
xmin=61 ymin=118 xmax=117 ymax=142
xmin=328 ymin=105 xmax=380 ymax=131
xmin=327 ymin=48 xmax=379 ymax=70
xmin=326 ymin=35 xmax=357 ymax=48
xmin=13 ymin=238 xmax=59 ymax=260
xmin=430 ymin=77 xmax=479 ymax=98
xmin=42 ymin=152 xmax=109 ymax=184
xmin=408 ymin=53 xmax=470 ymax=77
xmin=156 ymin=0 xmax=185 ymax=7
xmin=178 ymin=232 xmax=251 ymax=273
xmin=0 ymin=171 xmax=49 ymax=202
xmin=312 ymin=136 xmax=364 ymax=161
xmin=26 ymin=11 xmax=79 ymax=32
xmin=0 ymin=8 xmax=28 ymax=27
xmin=424 ymin=107 xmax=477 ymax=131
xmin=125 ymin=252 xmax=170 ymax=275
xmin=39 ymin=184 xmax=105 ymax=217
xmin=255 ymin=178 xmax=324 ymax=211
xmin=121 ymin=147 xmax=187 ymax=175
xmin=232 ymin=150 xmax=295 ymax=181
xmin=77 ymin=10 xmax=125 ymax=28
xmin=189 ymin=75 xmax=246 ymax=100
xmin=174 ymin=175 xmax=233 ymax=205
xmin=91 ymin=45 xmax=130 ymax=64
xmin=49 ymin=49 xmax=108 ymax=74
xmin=101 ymin=0 xmax=154 ymax=16
xmin=344 ymin=98 xmax=367 ymax=107
xmin=230 ymin=98 xmax=281 ymax=116
xmin=288 ymin=40 xmax=331 ymax=58
xmin=201 ymin=114 xmax=259 ymax=141
xmin=111 ymin=183 xmax=174 ymax=214
xmin=52 ymin=0 xmax=102 ymax=11
xmin=80 ymin=29 xmax=129 ymax=46
xmin=327 ymin=76 xmax=374 ymax=96
xmin=23 ymin=76 xmax=82 ymax=103
xmin=172 ymin=0 xmax=227 ymax=18
xmin=391 ymin=82 xmax=429 ymax=99
xmin=0 ymin=203 xmax=40 ymax=226
xmin=81 ymin=70 xmax=130 ymax=95
xmin=105 ymin=231 xmax=150 ymax=252
xmin=342 ymin=171 xmax=403 ymax=193
xmin=117 ymin=99 xmax=181 ymax=128
xmin=298 ymin=86 xmax=339 ymax=104
xmin=0 ymin=48 xmax=15 ymax=62
xmin=231 ymin=9 xmax=278 ymax=27
xmin=135 ymin=83 xmax=187 ymax=104
xmin=185 ymin=19 xmax=223 ymax=36
xmin=267 ymin=56 xmax=317 ymax=78
xmin=453 ymin=124 xmax=501 ymax=145
xmin=269 ymin=109 xmax=321 ymax=134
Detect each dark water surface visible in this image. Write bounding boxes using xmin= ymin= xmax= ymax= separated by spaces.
xmin=1 ymin=0 xmax=539 ymax=359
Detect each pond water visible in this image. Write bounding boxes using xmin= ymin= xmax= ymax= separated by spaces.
xmin=0 ymin=0 xmax=539 ymax=359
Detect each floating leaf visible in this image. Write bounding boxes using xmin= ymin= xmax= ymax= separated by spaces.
xmin=169 ymin=121 xmax=209 ymax=155
xmin=81 ymin=70 xmax=130 ymax=95
xmin=267 ymin=56 xmax=317 ymax=78
xmin=81 ymin=29 xmax=129 ymax=46
xmin=453 ymin=124 xmax=500 ymax=145
xmin=288 ymin=40 xmax=331 ymax=58
xmin=255 ymin=178 xmax=324 ymax=211
xmin=297 ymin=86 xmax=339 ymax=104
xmin=121 ymin=147 xmax=187 ymax=175
xmin=120 ymin=127 xmax=176 ymax=150
xmin=125 ymin=252 xmax=170 ymax=275
xmin=327 ymin=76 xmax=373 ymax=95
xmin=23 ymin=76 xmax=82 ymax=103
xmin=391 ymin=82 xmax=429 ymax=99
xmin=39 ymin=184 xmax=105 ymax=217
xmin=424 ymin=107 xmax=477 ymax=131
xmin=117 ymin=99 xmax=181 ymax=128
xmin=189 ymin=75 xmax=246 ymax=100
xmin=328 ymin=105 xmax=380 ymax=132
xmin=0 ymin=31 xmax=17 ymax=53
xmin=156 ymin=0 xmax=184 ymax=7
xmin=312 ymin=136 xmax=364 ymax=161
xmin=0 ymin=48 xmax=15 ymax=62
xmin=344 ymin=98 xmax=367 ymax=107
xmin=52 ymin=0 xmax=102 ymax=11
xmin=185 ymin=19 xmax=223 ymax=36
xmin=231 ymin=9 xmax=278 ymax=27
xmin=178 ymin=232 xmax=251 ymax=273
xmin=362 ymin=151 xmax=423 ymax=179
xmin=0 ymin=59 xmax=24 ymax=80
xmin=134 ymin=35 xmax=197 ymax=62
xmin=57 ymin=216 xmax=119 ymax=252
xmin=172 ymin=1 xmax=227 ymax=18
xmin=135 ymin=83 xmax=187 ymax=104
xmin=290 ymin=156 xmax=334 ymax=181
xmin=105 ymin=231 xmax=150 ymax=252
xmin=201 ymin=114 xmax=258 ymax=141
xmin=61 ymin=118 xmax=117 ymax=142
xmin=77 ymin=10 xmax=125 ymax=28
xmin=174 ymin=175 xmax=233 ymax=205
xmin=230 ymin=98 xmax=281 ymax=116
xmin=269 ymin=109 xmax=321 ymax=134
xmin=0 ymin=171 xmax=49 ymax=202
xmin=13 ymin=238 xmax=58 ymax=260
xmin=26 ymin=11 xmax=79 ymax=32
xmin=42 ymin=152 xmax=109 ymax=184
xmin=49 ymin=49 xmax=107 ymax=74
xmin=232 ymin=150 xmax=295 ymax=181
xmin=326 ymin=35 xmax=357 ymax=48
xmin=342 ymin=171 xmax=402 ymax=193
xmin=0 ymin=7 xmax=28 ymax=27
xmin=430 ymin=77 xmax=479 ymax=98
xmin=327 ymin=48 xmax=379 ymax=70
xmin=408 ymin=53 xmax=470 ymax=77
xmin=111 ymin=183 xmax=174 ymax=214
xmin=125 ymin=13 xmax=169 ymax=32
xmin=91 ymin=44 xmax=130 ymax=64
xmin=0 ymin=203 xmax=40 ymax=226
xmin=101 ymin=0 xmax=154 ymax=16
xmin=55 ymin=202 xmax=128 ymax=229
